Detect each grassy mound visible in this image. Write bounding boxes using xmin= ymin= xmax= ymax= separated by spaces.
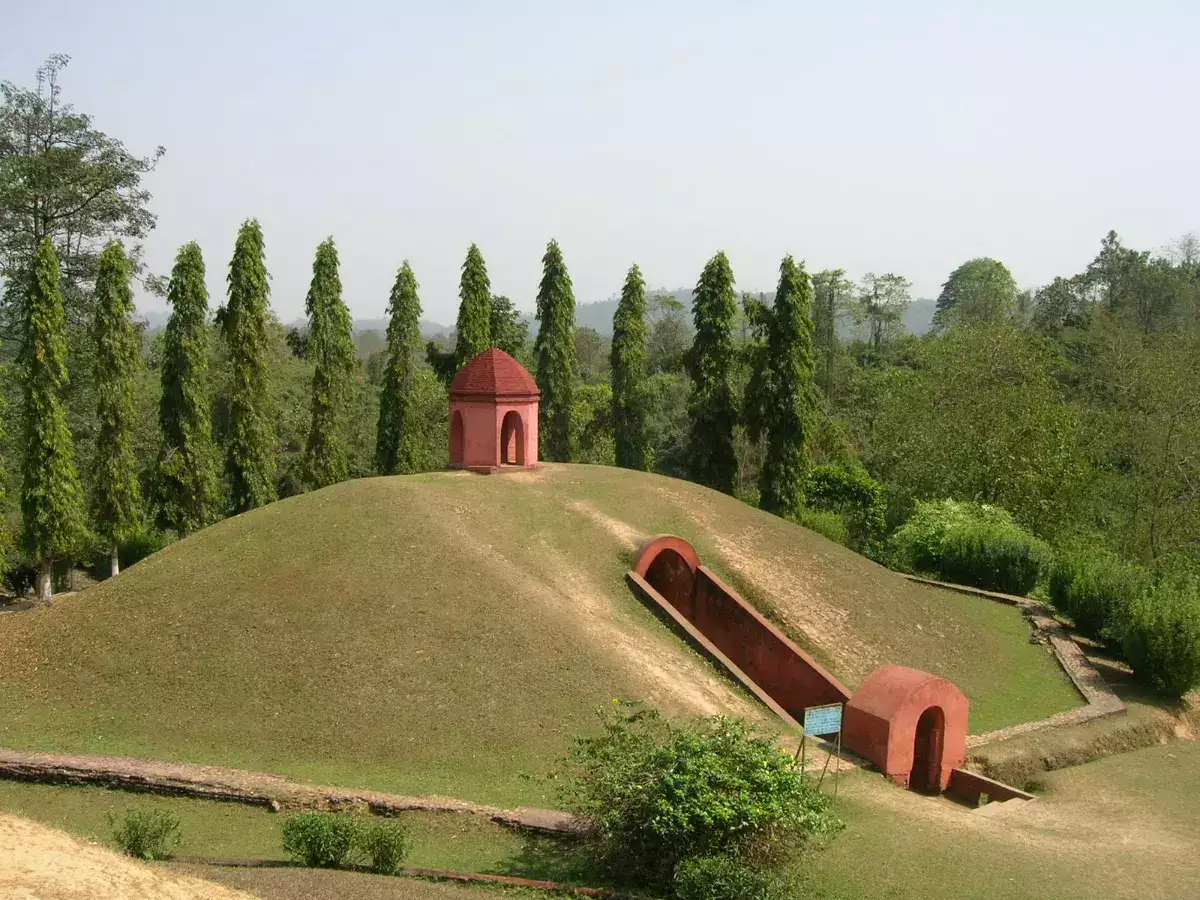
xmin=0 ymin=465 xmax=1080 ymax=805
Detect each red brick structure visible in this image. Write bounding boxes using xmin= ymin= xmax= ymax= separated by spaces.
xmin=842 ymin=665 xmax=969 ymax=792
xmin=631 ymin=535 xmax=852 ymax=721
xmin=627 ymin=535 xmax=972 ymax=795
xmin=449 ymin=349 xmax=540 ymax=472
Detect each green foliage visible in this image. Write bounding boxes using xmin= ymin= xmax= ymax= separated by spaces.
xmin=674 ymin=855 xmax=788 ymax=900
xmin=811 ymin=269 xmax=855 ymax=397
xmin=934 ymin=258 xmax=1018 ymax=328
xmin=19 ymin=238 xmax=87 ymax=583
xmin=1048 ymin=545 xmax=1149 ymax=641
xmin=279 ymin=812 xmax=410 ymax=874
xmin=687 ymin=252 xmax=739 ymax=494
xmin=108 ymin=808 xmax=181 ymax=860
xmin=454 ymin=244 xmax=492 ymax=371
xmin=376 ymin=262 xmax=425 ymax=475
xmin=281 ymin=812 xmax=360 ymax=868
xmin=803 ymin=464 xmax=887 ymax=558
xmin=791 ymin=506 xmax=849 ymax=547
xmin=534 ymin=239 xmax=577 ymax=462
xmin=644 ymin=371 xmax=690 ymax=476
xmin=570 ymin=382 xmax=615 ymax=465
xmin=356 ymin=817 xmax=411 ymax=875
xmin=156 ymin=243 xmax=219 ymax=534
xmin=302 ymin=238 xmax=355 ymax=489
xmin=559 ymin=702 xmax=842 ymax=890
xmin=855 ymin=273 xmax=911 ymax=356
xmin=611 ymin=264 xmax=650 ymax=470
xmin=748 ymin=256 xmax=817 ymax=517
xmin=222 ymin=219 xmax=277 ymax=512
xmin=489 ymin=294 xmax=528 ymax=358
xmin=89 ymin=242 xmax=144 ymax=553
xmin=1122 ymin=575 xmax=1200 ymax=698
xmin=0 ymin=55 xmax=164 ymax=335
xmin=891 ymin=500 xmax=1051 ymax=595
xmin=869 ymin=325 xmax=1081 ymax=536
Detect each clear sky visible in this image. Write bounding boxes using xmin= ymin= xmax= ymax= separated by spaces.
xmin=6 ymin=1 xmax=1198 ymax=324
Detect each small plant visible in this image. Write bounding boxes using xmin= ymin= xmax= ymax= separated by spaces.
xmin=559 ymin=702 xmax=842 ymax=891
xmin=889 ymin=500 xmax=1050 ymax=595
xmin=281 ymin=812 xmax=360 ymax=868
xmin=357 ymin=817 xmax=410 ymax=875
xmin=674 ymin=854 xmax=787 ymax=900
xmin=1122 ymin=574 xmax=1200 ymax=699
xmin=976 ymin=792 xmax=990 ymax=808
xmin=108 ymin=808 xmax=181 ymax=860
xmin=791 ymin=506 xmax=848 ymax=547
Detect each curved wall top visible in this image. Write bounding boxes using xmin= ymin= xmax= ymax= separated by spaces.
xmin=633 ymin=535 xmax=701 ymax=578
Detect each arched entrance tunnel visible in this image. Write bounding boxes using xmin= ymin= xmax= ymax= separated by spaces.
xmin=909 ymin=706 xmax=946 ymax=793
xmin=628 ymin=537 xmax=971 ymax=796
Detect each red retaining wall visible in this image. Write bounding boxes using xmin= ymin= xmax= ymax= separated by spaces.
xmin=632 ymin=536 xmax=850 ymax=721
xmin=946 ymin=767 xmax=1034 ymax=805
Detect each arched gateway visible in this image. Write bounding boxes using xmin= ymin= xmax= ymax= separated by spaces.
xmin=448 ymin=349 xmax=540 ymax=472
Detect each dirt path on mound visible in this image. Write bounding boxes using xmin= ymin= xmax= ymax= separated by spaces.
xmin=0 ymin=748 xmax=574 ymax=834
xmin=0 ymin=813 xmax=257 ymax=900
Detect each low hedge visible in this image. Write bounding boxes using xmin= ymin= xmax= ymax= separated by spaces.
xmin=801 ymin=464 xmax=887 ymax=559
xmin=890 ymin=500 xmax=1051 ymax=595
xmin=1122 ymin=575 xmax=1200 ymax=699
xmin=1048 ymin=545 xmax=1149 ymax=642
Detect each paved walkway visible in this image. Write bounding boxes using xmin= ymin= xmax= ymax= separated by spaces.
xmin=0 ymin=747 xmax=577 ymax=834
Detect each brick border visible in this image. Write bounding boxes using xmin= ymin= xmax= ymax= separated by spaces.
xmin=0 ymin=748 xmax=577 ymax=835
xmin=903 ymin=575 xmax=1126 ymax=746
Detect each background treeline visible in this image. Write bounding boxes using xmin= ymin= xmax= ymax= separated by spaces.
xmin=1 ymin=57 xmax=1197 ymax=694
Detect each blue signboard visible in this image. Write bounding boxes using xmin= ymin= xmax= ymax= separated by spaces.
xmin=803 ymin=703 xmax=843 ymax=736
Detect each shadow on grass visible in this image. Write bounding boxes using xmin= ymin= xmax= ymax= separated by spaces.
xmin=489 ymin=833 xmax=633 ymax=892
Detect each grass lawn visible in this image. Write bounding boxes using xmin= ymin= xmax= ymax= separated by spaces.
xmin=6 ymin=739 xmax=1198 ymax=900
xmin=0 ymin=466 xmax=1080 ymax=806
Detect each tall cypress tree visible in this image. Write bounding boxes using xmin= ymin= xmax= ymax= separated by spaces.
xmin=758 ymin=255 xmax=817 ymax=516
xmin=534 ymin=239 xmax=576 ymax=462
xmin=20 ymin=238 xmax=85 ymax=603
xmin=90 ymin=241 xmax=143 ymax=575
xmin=376 ymin=261 xmax=423 ymax=475
xmin=157 ymin=242 xmax=219 ymax=535
xmin=302 ymin=238 xmax=355 ymax=489
xmin=686 ymin=251 xmax=739 ymax=494
xmin=454 ymin=244 xmax=492 ymax=370
xmin=222 ymin=219 xmax=276 ymax=512
xmin=610 ymin=263 xmax=649 ymax=470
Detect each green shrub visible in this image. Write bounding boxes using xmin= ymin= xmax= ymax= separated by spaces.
xmin=356 ymin=818 xmax=410 ymax=875
xmin=792 ymin=506 xmax=848 ymax=547
xmin=802 ymin=464 xmax=887 ymax=559
xmin=674 ymin=855 xmax=787 ymax=900
xmin=1122 ymin=575 xmax=1200 ymax=699
xmin=889 ymin=500 xmax=1050 ymax=595
xmin=1048 ymin=545 xmax=1149 ymax=641
xmin=559 ymin=702 xmax=842 ymax=890
xmin=108 ymin=808 xmax=181 ymax=860
xmin=281 ymin=812 xmax=360 ymax=868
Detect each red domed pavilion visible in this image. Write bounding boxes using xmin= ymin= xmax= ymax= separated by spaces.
xmin=449 ymin=349 xmax=540 ymax=472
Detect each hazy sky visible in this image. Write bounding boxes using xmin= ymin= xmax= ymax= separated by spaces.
xmin=7 ymin=1 xmax=1198 ymax=324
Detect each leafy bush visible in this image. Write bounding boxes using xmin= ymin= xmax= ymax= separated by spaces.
xmin=674 ymin=855 xmax=787 ymax=900
xmin=1122 ymin=575 xmax=1200 ymax=698
xmin=108 ymin=808 xmax=181 ymax=860
xmin=281 ymin=812 xmax=361 ymax=868
xmin=791 ymin=506 xmax=848 ymax=547
xmin=802 ymin=464 xmax=887 ymax=558
xmin=356 ymin=818 xmax=410 ymax=875
xmin=889 ymin=500 xmax=1051 ymax=595
xmin=1048 ymin=545 xmax=1149 ymax=641
xmin=559 ymin=702 xmax=842 ymax=890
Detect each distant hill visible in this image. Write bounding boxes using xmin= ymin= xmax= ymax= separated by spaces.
xmin=574 ymin=294 xmax=936 ymax=338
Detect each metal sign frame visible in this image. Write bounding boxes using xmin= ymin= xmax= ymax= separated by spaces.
xmin=795 ymin=703 xmax=844 ymax=797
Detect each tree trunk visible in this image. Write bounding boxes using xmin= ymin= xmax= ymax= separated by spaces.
xmin=36 ymin=560 xmax=53 ymax=605
xmin=110 ymin=544 xmax=120 ymax=578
